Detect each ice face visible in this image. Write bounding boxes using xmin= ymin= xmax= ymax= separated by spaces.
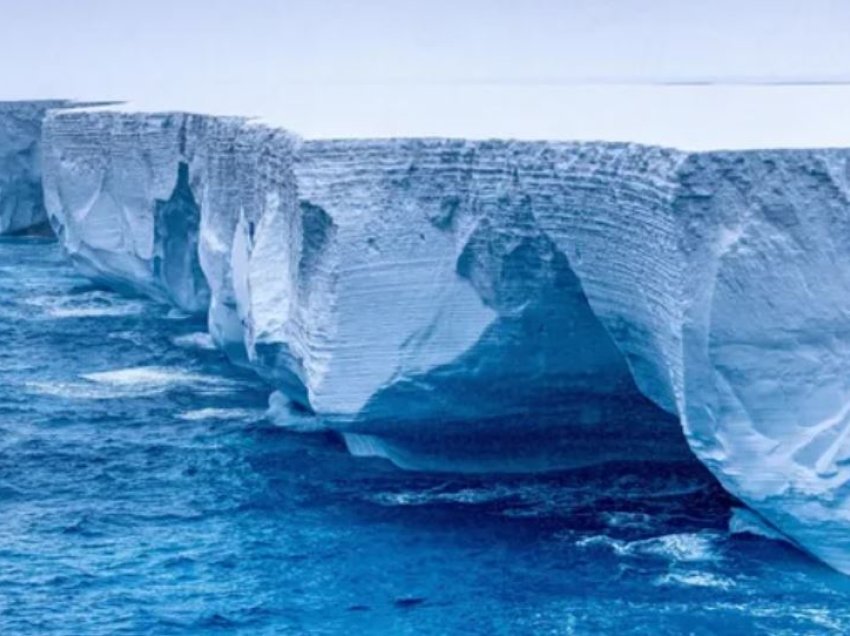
xmin=0 ymin=101 xmax=75 ymax=234
xmin=40 ymin=107 xmax=850 ymax=575
xmin=674 ymin=152 xmax=850 ymax=574
xmin=41 ymin=112 xmax=221 ymax=313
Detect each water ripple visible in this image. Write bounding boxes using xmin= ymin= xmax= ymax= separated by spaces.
xmin=2 ymin=238 xmax=849 ymax=635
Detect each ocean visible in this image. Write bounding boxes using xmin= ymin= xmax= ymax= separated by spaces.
xmin=2 ymin=236 xmax=850 ymax=635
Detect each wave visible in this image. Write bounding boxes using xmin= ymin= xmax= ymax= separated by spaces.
xmin=171 ymin=332 xmax=217 ymax=351
xmin=27 ymin=366 xmax=251 ymax=400
xmin=365 ymin=485 xmax=514 ymax=507
xmin=654 ymin=571 xmax=737 ymax=590
xmin=177 ymin=408 xmax=266 ymax=422
xmin=83 ymin=366 xmax=249 ymax=394
xmin=25 ymin=379 xmax=165 ymax=400
xmin=266 ymin=391 xmax=325 ymax=432
xmin=576 ymin=531 xmax=723 ymax=563
xmin=24 ymin=291 xmax=148 ymax=319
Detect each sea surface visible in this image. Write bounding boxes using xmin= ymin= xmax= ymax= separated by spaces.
xmin=2 ymin=237 xmax=850 ymax=635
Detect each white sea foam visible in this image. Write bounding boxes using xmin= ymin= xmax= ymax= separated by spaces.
xmin=600 ymin=511 xmax=654 ymax=529
xmin=365 ymin=486 xmax=513 ymax=507
xmin=27 ymin=366 xmax=248 ymax=400
xmin=704 ymin=603 xmax=848 ymax=631
xmin=107 ymin=331 xmax=147 ymax=346
xmin=177 ymin=408 xmax=266 ymax=422
xmin=47 ymin=304 xmax=146 ymax=318
xmin=25 ymin=292 xmax=147 ymax=319
xmin=654 ymin=571 xmax=736 ymax=590
xmin=633 ymin=533 xmax=721 ymax=562
xmin=24 ymin=380 xmax=162 ymax=400
xmin=574 ymin=535 xmax=631 ymax=555
xmin=82 ymin=366 xmax=246 ymax=394
xmin=83 ymin=366 xmax=209 ymax=386
xmin=576 ymin=532 xmax=722 ymax=563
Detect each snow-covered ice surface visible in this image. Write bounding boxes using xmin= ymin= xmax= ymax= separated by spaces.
xmin=81 ymin=85 xmax=850 ymax=151
xmin=40 ymin=106 xmax=850 ymax=576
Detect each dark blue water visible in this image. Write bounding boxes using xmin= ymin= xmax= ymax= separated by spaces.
xmin=3 ymin=237 xmax=850 ymax=635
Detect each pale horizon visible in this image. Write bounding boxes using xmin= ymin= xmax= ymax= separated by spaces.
xmin=4 ymin=0 xmax=850 ymax=148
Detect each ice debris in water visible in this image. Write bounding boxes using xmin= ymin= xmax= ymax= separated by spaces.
xmin=729 ymin=507 xmax=792 ymax=544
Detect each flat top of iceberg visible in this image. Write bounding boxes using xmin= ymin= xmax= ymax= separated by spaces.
xmin=48 ymin=85 xmax=850 ymax=152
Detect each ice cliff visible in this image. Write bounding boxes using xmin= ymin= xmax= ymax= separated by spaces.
xmin=0 ymin=101 xmax=77 ymax=234
xmin=40 ymin=107 xmax=850 ymax=575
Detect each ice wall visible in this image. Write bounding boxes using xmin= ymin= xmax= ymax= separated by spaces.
xmin=41 ymin=107 xmax=850 ymax=574
xmin=40 ymin=112 xmax=250 ymax=313
xmin=0 ymin=101 xmax=74 ymax=234
xmin=674 ymin=152 xmax=850 ymax=573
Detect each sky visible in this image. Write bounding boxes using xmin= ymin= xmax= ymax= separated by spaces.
xmin=2 ymin=0 xmax=850 ymax=148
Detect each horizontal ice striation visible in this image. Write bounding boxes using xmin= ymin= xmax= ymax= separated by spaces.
xmin=290 ymin=140 xmax=687 ymax=472
xmin=41 ymin=107 xmax=850 ymax=574
xmin=0 ymin=100 xmax=76 ymax=234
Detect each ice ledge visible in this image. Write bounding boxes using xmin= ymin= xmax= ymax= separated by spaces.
xmin=38 ymin=106 xmax=850 ymax=576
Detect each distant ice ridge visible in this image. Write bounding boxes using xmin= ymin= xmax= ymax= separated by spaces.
xmin=41 ymin=107 xmax=850 ymax=575
xmin=0 ymin=101 xmax=79 ymax=234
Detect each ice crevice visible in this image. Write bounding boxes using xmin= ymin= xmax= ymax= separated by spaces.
xmin=29 ymin=104 xmax=850 ymax=575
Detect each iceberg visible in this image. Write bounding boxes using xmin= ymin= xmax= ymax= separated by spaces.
xmin=41 ymin=111 xmax=214 ymax=312
xmin=0 ymin=101 xmax=77 ymax=234
xmin=40 ymin=106 xmax=850 ymax=575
